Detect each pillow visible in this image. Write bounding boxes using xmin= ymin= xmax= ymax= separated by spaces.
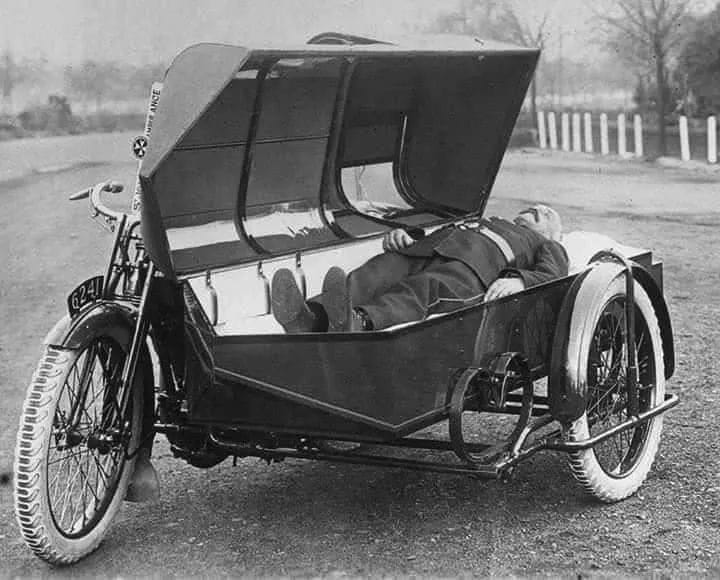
xmin=561 ymin=230 xmax=626 ymax=273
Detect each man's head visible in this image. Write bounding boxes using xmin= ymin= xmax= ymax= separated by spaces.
xmin=514 ymin=204 xmax=562 ymax=241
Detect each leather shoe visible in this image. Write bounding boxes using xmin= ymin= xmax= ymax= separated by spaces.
xmin=322 ymin=266 xmax=351 ymax=332
xmin=350 ymin=307 xmax=374 ymax=331
xmin=271 ymin=268 xmax=316 ymax=333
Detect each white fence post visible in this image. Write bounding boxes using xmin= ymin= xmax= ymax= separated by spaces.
xmin=561 ymin=112 xmax=570 ymax=151
xmin=633 ymin=114 xmax=643 ymax=158
xmin=537 ymin=111 xmax=547 ymax=149
xmin=617 ymin=113 xmax=627 ymax=157
xmin=548 ymin=111 xmax=558 ymax=149
xmin=572 ymin=112 xmax=582 ymax=152
xmin=584 ymin=112 xmax=594 ymax=153
xmin=679 ymin=115 xmax=690 ymax=162
xmin=708 ymin=116 xmax=717 ymax=163
xmin=600 ymin=113 xmax=609 ymax=155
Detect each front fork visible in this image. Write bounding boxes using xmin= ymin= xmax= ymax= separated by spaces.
xmin=118 ymin=262 xmax=156 ymax=457
xmin=65 ymin=265 xmax=156 ymax=454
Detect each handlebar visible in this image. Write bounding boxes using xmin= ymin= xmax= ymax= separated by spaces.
xmin=69 ymin=181 xmax=137 ymax=226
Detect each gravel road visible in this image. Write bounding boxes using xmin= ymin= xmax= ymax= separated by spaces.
xmin=1 ymin=145 xmax=719 ymax=577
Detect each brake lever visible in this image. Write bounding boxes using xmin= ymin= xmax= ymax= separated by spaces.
xmin=68 ymin=181 xmax=123 ymax=201
xmin=69 ymin=187 xmax=91 ymax=201
xmin=69 ymin=181 xmax=129 ymax=232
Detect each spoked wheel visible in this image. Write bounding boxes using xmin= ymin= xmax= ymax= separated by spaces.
xmin=14 ymin=336 xmax=142 ymax=564
xmin=566 ymin=277 xmax=665 ymax=502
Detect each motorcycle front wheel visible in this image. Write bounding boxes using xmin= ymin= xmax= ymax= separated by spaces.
xmin=14 ymin=335 xmax=143 ymax=565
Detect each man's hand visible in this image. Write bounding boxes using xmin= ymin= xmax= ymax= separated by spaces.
xmin=484 ymin=277 xmax=525 ymax=302
xmin=383 ymin=228 xmax=415 ymax=252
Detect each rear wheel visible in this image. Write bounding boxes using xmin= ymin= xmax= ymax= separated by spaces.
xmin=14 ymin=337 xmax=142 ymax=564
xmin=566 ymin=277 xmax=665 ymax=502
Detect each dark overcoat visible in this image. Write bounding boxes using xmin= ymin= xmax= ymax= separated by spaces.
xmin=399 ymin=217 xmax=568 ymax=289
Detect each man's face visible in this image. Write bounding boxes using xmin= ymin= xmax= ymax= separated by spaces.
xmin=514 ymin=204 xmax=561 ymax=240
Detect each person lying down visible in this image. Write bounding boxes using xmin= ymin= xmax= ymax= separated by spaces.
xmin=271 ymin=204 xmax=569 ymax=333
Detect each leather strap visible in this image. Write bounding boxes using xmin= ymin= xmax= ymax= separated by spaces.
xmin=457 ymin=221 xmax=515 ymax=264
xmin=477 ymin=226 xmax=515 ymax=264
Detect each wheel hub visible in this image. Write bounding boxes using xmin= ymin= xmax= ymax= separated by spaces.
xmin=55 ymin=429 xmax=84 ymax=451
xmin=86 ymin=430 xmax=121 ymax=454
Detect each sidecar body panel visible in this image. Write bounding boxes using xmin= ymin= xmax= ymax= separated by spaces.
xmin=184 ymin=274 xmax=573 ymax=438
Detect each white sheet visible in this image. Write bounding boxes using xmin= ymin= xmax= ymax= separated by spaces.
xmin=188 ymin=230 xmax=647 ymax=335
xmin=561 ymin=230 xmax=643 ymax=273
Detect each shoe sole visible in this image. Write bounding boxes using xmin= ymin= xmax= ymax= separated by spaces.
xmin=322 ymin=266 xmax=349 ymax=332
xmin=271 ymin=269 xmax=307 ymax=328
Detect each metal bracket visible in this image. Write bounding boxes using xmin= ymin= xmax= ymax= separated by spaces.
xmin=448 ymin=354 xmax=533 ymax=467
xmin=204 ymin=271 xmax=218 ymax=326
xmin=589 ymin=249 xmax=639 ymax=417
xmin=295 ymin=252 xmax=307 ymax=299
xmin=257 ymin=261 xmax=271 ymax=314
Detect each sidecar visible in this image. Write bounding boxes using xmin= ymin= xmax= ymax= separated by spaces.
xmin=14 ymin=33 xmax=678 ymax=565
xmin=138 ymin=32 xmax=676 ymax=480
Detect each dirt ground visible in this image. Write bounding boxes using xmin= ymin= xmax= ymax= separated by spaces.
xmin=1 ymin=148 xmax=719 ymax=577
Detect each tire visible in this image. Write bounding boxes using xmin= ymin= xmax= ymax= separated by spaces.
xmin=14 ymin=336 xmax=143 ymax=565
xmin=565 ymin=277 xmax=665 ymax=502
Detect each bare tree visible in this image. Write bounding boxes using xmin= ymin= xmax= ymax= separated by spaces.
xmin=64 ymin=61 xmax=121 ymax=113
xmin=597 ymin=0 xmax=690 ymax=156
xmin=1 ymin=51 xmax=25 ymax=114
xmin=428 ymin=1 xmax=550 ymax=118
xmin=677 ymin=7 xmax=720 ymax=115
xmin=493 ymin=6 xmax=550 ymax=119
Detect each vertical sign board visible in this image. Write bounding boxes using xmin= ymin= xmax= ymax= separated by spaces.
xmin=561 ymin=113 xmax=570 ymax=151
xmin=679 ymin=116 xmax=690 ymax=162
xmin=708 ymin=116 xmax=717 ymax=164
xmin=571 ymin=112 xmax=581 ymax=153
xmin=633 ymin=114 xmax=643 ymax=158
xmin=600 ymin=113 xmax=609 ymax=155
xmin=536 ymin=111 xmax=547 ymax=149
xmin=617 ymin=113 xmax=627 ymax=157
xmin=547 ymin=112 xmax=558 ymax=150
xmin=583 ymin=112 xmax=593 ymax=153
xmin=131 ymin=82 xmax=163 ymax=215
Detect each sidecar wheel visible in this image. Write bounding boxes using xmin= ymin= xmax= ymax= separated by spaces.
xmin=565 ymin=277 xmax=665 ymax=502
xmin=14 ymin=338 xmax=142 ymax=565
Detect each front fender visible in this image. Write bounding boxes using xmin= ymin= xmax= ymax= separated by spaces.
xmin=45 ymin=301 xmax=138 ymax=351
xmin=44 ymin=300 xmax=159 ymax=454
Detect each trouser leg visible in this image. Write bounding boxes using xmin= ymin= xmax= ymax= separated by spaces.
xmin=358 ymin=256 xmax=485 ymax=330
xmin=347 ymin=252 xmax=431 ymax=305
xmin=308 ymin=252 xmax=430 ymax=320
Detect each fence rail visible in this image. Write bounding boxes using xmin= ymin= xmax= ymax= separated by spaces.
xmin=536 ymin=111 xmax=719 ymax=165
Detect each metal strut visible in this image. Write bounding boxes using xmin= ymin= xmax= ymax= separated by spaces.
xmin=448 ymin=354 xmax=534 ymax=468
xmin=589 ymin=249 xmax=640 ymax=417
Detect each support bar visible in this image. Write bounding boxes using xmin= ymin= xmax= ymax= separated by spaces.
xmin=497 ymin=393 xmax=679 ymax=471
xmin=208 ymin=432 xmax=501 ymax=478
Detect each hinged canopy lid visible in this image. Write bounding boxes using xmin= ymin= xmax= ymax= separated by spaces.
xmin=138 ymin=35 xmax=539 ymax=279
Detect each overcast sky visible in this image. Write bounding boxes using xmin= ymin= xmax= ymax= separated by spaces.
xmin=1 ymin=0 xmax=600 ymax=65
xmin=1 ymin=0 xmax=713 ymax=66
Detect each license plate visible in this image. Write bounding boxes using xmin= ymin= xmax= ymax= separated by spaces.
xmin=67 ymin=276 xmax=104 ymax=317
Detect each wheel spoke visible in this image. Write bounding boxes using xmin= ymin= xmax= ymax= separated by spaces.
xmin=71 ymin=449 xmax=101 ymax=505
xmin=47 ymin=446 xmax=91 ymax=466
xmin=56 ymin=453 xmax=83 ymax=529
xmin=37 ymin=337 xmax=135 ymax=542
